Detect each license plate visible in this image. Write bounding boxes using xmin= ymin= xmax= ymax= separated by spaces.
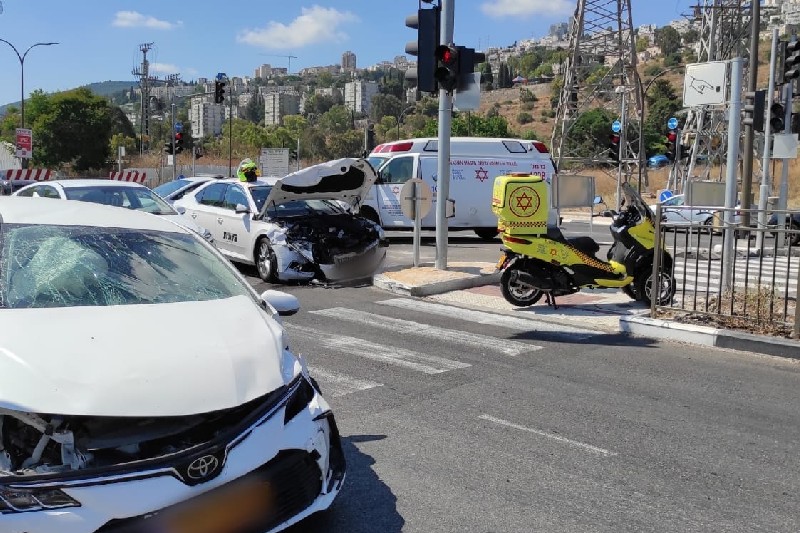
xmin=165 ymin=479 xmax=274 ymax=533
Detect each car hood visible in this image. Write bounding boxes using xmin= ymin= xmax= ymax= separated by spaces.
xmin=0 ymin=296 xmax=287 ymax=417
xmin=260 ymin=157 xmax=377 ymax=216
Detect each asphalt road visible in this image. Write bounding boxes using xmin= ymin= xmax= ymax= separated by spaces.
xmin=237 ymin=270 xmax=800 ymax=533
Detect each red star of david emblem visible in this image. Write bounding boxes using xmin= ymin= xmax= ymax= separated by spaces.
xmin=475 ymin=167 xmax=489 ymax=182
xmin=392 ymin=186 xmax=400 ymax=194
xmin=515 ymin=192 xmax=533 ymax=211
xmin=508 ymin=186 xmax=541 ymax=218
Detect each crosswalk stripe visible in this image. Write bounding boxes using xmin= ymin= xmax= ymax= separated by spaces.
xmin=310 ymin=307 xmax=541 ymax=357
xmin=377 ymin=299 xmax=599 ymax=339
xmin=307 ymin=366 xmax=382 ymax=397
xmin=285 ymin=324 xmax=470 ymax=375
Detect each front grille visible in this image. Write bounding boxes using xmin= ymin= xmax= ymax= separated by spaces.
xmin=95 ymin=450 xmax=322 ymax=533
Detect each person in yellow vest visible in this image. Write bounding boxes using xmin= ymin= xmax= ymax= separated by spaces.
xmin=237 ymin=158 xmax=260 ymax=182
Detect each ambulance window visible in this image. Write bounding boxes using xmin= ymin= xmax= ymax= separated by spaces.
xmin=380 ymin=157 xmax=414 ymax=184
xmin=502 ymin=141 xmax=527 ymax=153
xmin=422 ymin=140 xmax=438 ymax=152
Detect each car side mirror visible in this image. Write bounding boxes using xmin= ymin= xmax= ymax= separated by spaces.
xmin=235 ymin=203 xmax=251 ymax=214
xmin=260 ymin=290 xmax=300 ymax=316
xmin=175 ymin=206 xmax=187 ymax=215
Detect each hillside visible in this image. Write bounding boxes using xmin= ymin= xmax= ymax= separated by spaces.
xmin=0 ymin=80 xmax=135 ymax=114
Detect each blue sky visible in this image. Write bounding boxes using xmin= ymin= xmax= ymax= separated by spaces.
xmin=0 ymin=0 xmax=693 ymax=106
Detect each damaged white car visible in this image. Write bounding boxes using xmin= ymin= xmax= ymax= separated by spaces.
xmin=173 ymin=157 xmax=388 ymax=283
xmin=0 ymin=197 xmax=345 ymax=533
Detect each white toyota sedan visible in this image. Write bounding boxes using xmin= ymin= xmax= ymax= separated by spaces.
xmin=173 ymin=158 xmax=387 ymax=283
xmin=13 ymin=179 xmax=215 ymax=244
xmin=0 ymin=197 xmax=345 ymax=533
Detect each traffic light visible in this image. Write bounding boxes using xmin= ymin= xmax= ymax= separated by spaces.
xmin=174 ymin=132 xmax=184 ymax=153
xmin=163 ymin=142 xmax=174 ymax=155
xmin=365 ymin=123 xmax=376 ymax=152
xmin=770 ymin=102 xmax=786 ymax=131
xmin=456 ymin=46 xmax=486 ymax=92
xmin=404 ymin=5 xmax=440 ymax=94
xmin=609 ymin=133 xmax=620 ymax=162
xmin=435 ymin=44 xmax=459 ymax=92
xmin=214 ymin=80 xmax=226 ymax=104
xmin=783 ymin=40 xmax=800 ymax=83
xmin=665 ymin=130 xmax=677 ymax=161
xmin=743 ymin=90 xmax=766 ymax=133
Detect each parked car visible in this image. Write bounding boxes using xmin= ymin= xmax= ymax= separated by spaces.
xmin=648 ymin=194 xmax=717 ymax=228
xmin=768 ymin=211 xmax=800 ymax=245
xmin=647 ymin=154 xmax=670 ymax=168
xmin=0 ymin=196 xmax=345 ymax=533
xmin=153 ymin=174 xmax=225 ymax=204
xmin=173 ymin=158 xmax=388 ymax=283
xmin=13 ymin=178 xmax=215 ymax=244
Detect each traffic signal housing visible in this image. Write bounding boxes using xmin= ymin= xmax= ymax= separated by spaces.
xmin=456 ymin=46 xmax=486 ymax=92
xmin=404 ymin=6 xmax=440 ymax=94
xmin=609 ymin=133 xmax=620 ymax=162
xmin=743 ymin=90 xmax=766 ymax=133
xmin=770 ymin=102 xmax=786 ymax=132
xmin=665 ymin=130 xmax=677 ymax=161
xmin=163 ymin=142 xmax=174 ymax=155
xmin=783 ymin=40 xmax=800 ymax=83
xmin=214 ymin=80 xmax=226 ymax=104
xmin=174 ymin=132 xmax=184 ymax=153
xmin=435 ymin=44 xmax=460 ymax=92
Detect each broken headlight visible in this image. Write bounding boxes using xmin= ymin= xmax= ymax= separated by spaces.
xmin=0 ymin=486 xmax=80 ymax=514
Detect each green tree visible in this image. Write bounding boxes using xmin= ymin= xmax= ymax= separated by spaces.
xmin=636 ymin=36 xmax=650 ymax=53
xmin=370 ymin=93 xmax=402 ymax=123
xmin=318 ymin=105 xmax=352 ymax=134
xmin=327 ymin=130 xmax=364 ymax=158
xmin=562 ymin=108 xmax=616 ymax=158
xmin=33 ymin=88 xmax=113 ymax=171
xmin=480 ymin=61 xmax=494 ymax=90
xmin=655 ymin=26 xmax=681 ymax=56
xmin=244 ymin=92 xmax=264 ymax=124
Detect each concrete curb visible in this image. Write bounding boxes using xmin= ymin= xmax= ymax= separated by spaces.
xmin=620 ymin=315 xmax=800 ymax=359
xmin=373 ymin=271 xmax=502 ymax=297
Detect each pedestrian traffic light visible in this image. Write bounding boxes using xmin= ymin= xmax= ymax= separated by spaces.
xmin=770 ymin=102 xmax=786 ymax=131
xmin=783 ymin=40 xmax=800 ymax=83
xmin=456 ymin=46 xmax=487 ymax=92
xmin=609 ymin=133 xmax=620 ymax=162
xmin=404 ymin=5 xmax=440 ymax=94
xmin=435 ymin=44 xmax=460 ymax=93
xmin=214 ymin=80 xmax=226 ymax=104
xmin=365 ymin=123 xmax=376 ymax=152
xmin=174 ymin=132 xmax=184 ymax=153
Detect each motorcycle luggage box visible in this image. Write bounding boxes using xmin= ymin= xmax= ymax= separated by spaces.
xmin=492 ymin=173 xmax=549 ymax=236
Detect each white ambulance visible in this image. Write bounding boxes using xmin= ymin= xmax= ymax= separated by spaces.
xmin=363 ymin=137 xmax=558 ymax=240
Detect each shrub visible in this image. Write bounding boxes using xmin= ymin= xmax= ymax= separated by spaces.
xmin=520 ymin=101 xmax=536 ymax=111
xmin=517 ymin=112 xmax=533 ymax=124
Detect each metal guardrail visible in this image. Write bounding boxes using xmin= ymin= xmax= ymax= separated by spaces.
xmin=652 ymin=205 xmax=800 ymax=339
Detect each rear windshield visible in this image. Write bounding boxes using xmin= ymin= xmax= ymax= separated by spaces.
xmin=153 ymin=179 xmax=192 ymax=198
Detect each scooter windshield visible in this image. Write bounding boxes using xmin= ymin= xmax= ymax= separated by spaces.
xmin=622 ymin=182 xmax=654 ymax=224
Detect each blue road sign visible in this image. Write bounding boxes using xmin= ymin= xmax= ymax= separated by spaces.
xmin=611 ymin=120 xmax=621 ymax=133
xmin=659 ymin=189 xmax=673 ymax=203
xmin=174 ymin=122 xmax=183 ymax=132
xmin=216 ymin=72 xmax=227 ymax=80
xmin=667 ymin=117 xmax=679 ymax=130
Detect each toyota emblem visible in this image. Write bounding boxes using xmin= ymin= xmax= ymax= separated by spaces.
xmin=186 ymin=455 xmax=220 ymax=481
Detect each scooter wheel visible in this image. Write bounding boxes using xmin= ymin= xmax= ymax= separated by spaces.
xmin=500 ymin=267 xmax=543 ymax=307
xmin=621 ymin=284 xmax=637 ymax=300
xmin=635 ymin=268 xmax=675 ymax=306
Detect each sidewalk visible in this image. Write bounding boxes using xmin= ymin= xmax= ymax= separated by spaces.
xmin=372 ymin=261 xmax=800 ymax=359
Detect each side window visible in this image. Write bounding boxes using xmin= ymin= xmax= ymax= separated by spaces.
xmin=222 ymin=185 xmax=248 ymax=210
xmin=380 ymin=157 xmax=414 ymax=184
xmin=38 ymin=186 xmax=61 ymax=199
xmin=196 ymin=183 xmax=227 ymax=207
xmin=173 ymin=182 xmax=204 ymax=201
xmin=15 ymin=186 xmax=36 ymax=197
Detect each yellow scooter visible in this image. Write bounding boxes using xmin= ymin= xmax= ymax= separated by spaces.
xmin=492 ymin=173 xmax=674 ymax=308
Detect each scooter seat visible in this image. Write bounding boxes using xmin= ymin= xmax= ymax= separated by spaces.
xmin=566 ymin=236 xmax=600 ymax=257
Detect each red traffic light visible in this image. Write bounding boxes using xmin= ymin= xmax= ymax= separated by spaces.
xmin=175 ymin=132 xmax=183 ymax=141
xmin=435 ymin=45 xmax=458 ymax=66
xmin=609 ymin=134 xmax=620 ymax=144
xmin=666 ymin=131 xmax=677 ymax=143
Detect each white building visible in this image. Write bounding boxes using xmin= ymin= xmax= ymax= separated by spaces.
xmin=264 ymin=93 xmax=300 ymax=126
xmin=342 ymin=51 xmax=357 ymax=72
xmin=189 ymin=97 xmax=225 ymax=139
xmin=344 ymin=80 xmax=380 ymax=115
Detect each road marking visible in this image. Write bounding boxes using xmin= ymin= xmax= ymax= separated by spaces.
xmin=377 ymin=299 xmax=599 ymax=339
xmin=479 ymin=414 xmax=617 ymax=457
xmin=285 ymin=324 xmax=470 ymax=375
xmin=307 ymin=366 xmax=382 ymax=398
xmin=311 ymin=307 xmax=541 ymax=357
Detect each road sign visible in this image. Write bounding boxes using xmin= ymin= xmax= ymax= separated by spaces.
xmin=667 ymin=117 xmax=679 ymax=130
xmin=659 ymin=189 xmax=674 ymax=203
xmin=174 ymin=122 xmax=183 ymax=132
xmin=15 ymin=128 xmax=32 ymax=159
xmin=400 ymin=178 xmax=433 ymax=219
xmin=611 ymin=120 xmax=621 ymax=133
xmin=683 ymin=61 xmax=727 ymax=107
xmin=259 ymin=148 xmax=290 ymax=177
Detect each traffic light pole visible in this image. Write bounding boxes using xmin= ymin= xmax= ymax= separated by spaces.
xmin=756 ymin=29 xmax=779 ymax=252
xmin=171 ymin=101 xmax=177 ymax=181
xmin=435 ymin=0 xmax=454 ymax=271
xmin=778 ymin=83 xmax=792 ymax=214
xmin=741 ymin=0 xmax=760 ymax=231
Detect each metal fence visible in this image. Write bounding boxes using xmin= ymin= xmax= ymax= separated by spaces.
xmin=651 ymin=205 xmax=800 ymax=339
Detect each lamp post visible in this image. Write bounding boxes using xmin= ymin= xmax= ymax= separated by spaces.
xmin=397 ymin=106 xmax=415 ymax=140
xmin=0 ymin=39 xmax=58 ymax=129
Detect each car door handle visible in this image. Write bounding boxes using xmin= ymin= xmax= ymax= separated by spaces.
xmin=217 ymin=217 xmax=223 ymax=224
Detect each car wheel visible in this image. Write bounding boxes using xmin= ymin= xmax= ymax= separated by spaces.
xmin=474 ymin=228 xmax=499 ymax=241
xmin=702 ymin=216 xmax=714 ymax=233
xmin=359 ymin=206 xmax=381 ymax=226
xmin=255 ymin=238 xmax=277 ymax=283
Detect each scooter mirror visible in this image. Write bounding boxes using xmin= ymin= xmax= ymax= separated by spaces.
xmin=593 ymin=195 xmax=604 ymax=205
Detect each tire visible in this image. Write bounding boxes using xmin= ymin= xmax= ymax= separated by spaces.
xmin=255 ymin=238 xmax=277 ymax=283
xmin=621 ymin=284 xmax=637 ymax=300
xmin=475 ymin=228 xmax=499 ymax=241
xmin=634 ymin=266 xmax=675 ymax=307
xmin=702 ymin=216 xmax=714 ymax=233
xmin=500 ymin=267 xmax=543 ymax=307
xmin=359 ymin=206 xmax=381 ymax=226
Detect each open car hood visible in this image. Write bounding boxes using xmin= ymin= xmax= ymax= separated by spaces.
xmin=260 ymin=158 xmax=377 ymax=216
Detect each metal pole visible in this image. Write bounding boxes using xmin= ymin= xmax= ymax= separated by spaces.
xmin=794 ymin=256 xmax=800 ymax=339
xmin=297 ymin=137 xmax=300 ymax=172
xmin=778 ymin=82 xmax=791 ymax=216
xmin=171 ymin=100 xmax=177 ymax=181
xmin=413 ymin=181 xmax=421 ymax=267
xmin=723 ymin=58 xmax=744 ymax=291
xmin=435 ymin=0 xmax=454 ymax=271
xmin=756 ymin=29 xmax=780 ymax=252
xmin=740 ymin=0 xmax=760 ymax=230
xmin=228 ymin=81 xmax=233 ymax=177
xmin=615 ymin=88 xmax=626 ymax=214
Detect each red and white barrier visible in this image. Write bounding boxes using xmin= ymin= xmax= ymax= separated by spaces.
xmin=3 ymin=168 xmax=53 ymax=181
xmin=109 ymin=171 xmax=147 ymax=183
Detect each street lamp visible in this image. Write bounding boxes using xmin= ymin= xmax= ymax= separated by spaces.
xmin=0 ymin=39 xmax=59 ymax=129
xmin=397 ymin=106 xmax=415 ymax=140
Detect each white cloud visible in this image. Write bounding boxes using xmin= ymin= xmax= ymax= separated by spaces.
xmin=150 ymin=63 xmax=180 ymax=74
xmin=480 ymin=0 xmax=572 ymax=18
xmin=112 ymin=11 xmax=182 ymax=30
xmin=236 ymin=5 xmax=358 ymax=50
